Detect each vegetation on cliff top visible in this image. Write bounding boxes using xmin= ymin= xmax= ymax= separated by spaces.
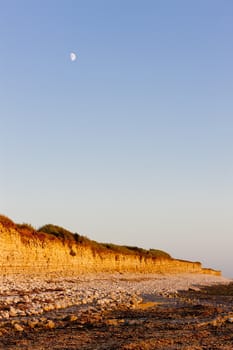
xmin=0 ymin=214 xmax=171 ymax=260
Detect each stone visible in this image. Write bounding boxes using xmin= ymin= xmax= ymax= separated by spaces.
xmin=45 ymin=320 xmax=55 ymax=329
xmin=28 ymin=320 xmax=39 ymax=328
xmin=69 ymin=315 xmax=78 ymax=322
xmin=14 ymin=323 xmax=24 ymax=332
xmin=9 ymin=307 xmax=17 ymax=317
xmin=106 ymin=319 xmax=119 ymax=326
xmin=43 ymin=304 xmax=54 ymax=312
xmin=1 ymin=311 xmax=9 ymax=319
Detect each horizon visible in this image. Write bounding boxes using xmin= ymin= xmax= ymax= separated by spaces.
xmin=1 ymin=1 xmax=233 ymax=278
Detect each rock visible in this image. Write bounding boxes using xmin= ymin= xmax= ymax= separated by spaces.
xmin=63 ymin=314 xmax=78 ymax=322
xmin=69 ymin=315 xmax=78 ymax=322
xmin=105 ymin=319 xmax=119 ymax=326
xmin=189 ymin=286 xmax=201 ymax=292
xmin=9 ymin=307 xmax=17 ymax=317
xmin=1 ymin=311 xmax=9 ymax=319
xmin=43 ymin=303 xmax=54 ymax=312
xmin=23 ymin=295 xmax=30 ymax=303
xmin=45 ymin=320 xmax=55 ymax=329
xmin=0 ymin=329 xmax=8 ymax=336
xmin=28 ymin=319 xmax=39 ymax=328
xmin=14 ymin=323 xmax=24 ymax=332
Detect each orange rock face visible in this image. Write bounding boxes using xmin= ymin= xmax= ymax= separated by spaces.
xmin=0 ymin=223 xmax=220 ymax=276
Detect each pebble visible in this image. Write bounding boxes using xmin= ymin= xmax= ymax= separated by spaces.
xmin=105 ymin=319 xmax=119 ymax=326
xmin=0 ymin=273 xmax=231 ymax=323
xmin=14 ymin=323 xmax=24 ymax=332
xmin=69 ymin=315 xmax=78 ymax=322
xmin=27 ymin=319 xmax=39 ymax=329
xmin=45 ymin=320 xmax=55 ymax=329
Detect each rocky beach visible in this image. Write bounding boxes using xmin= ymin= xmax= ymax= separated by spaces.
xmin=0 ymin=272 xmax=232 ymax=349
xmin=0 ymin=217 xmax=232 ymax=349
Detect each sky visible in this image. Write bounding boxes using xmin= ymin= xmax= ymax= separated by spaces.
xmin=1 ymin=0 xmax=233 ymax=277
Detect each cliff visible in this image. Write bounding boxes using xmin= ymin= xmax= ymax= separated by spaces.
xmin=0 ymin=216 xmax=221 ymax=276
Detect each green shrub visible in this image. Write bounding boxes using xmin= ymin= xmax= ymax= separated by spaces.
xmin=73 ymin=233 xmax=90 ymax=245
xmin=148 ymin=249 xmax=171 ymax=259
xmin=102 ymin=243 xmax=171 ymax=259
xmin=38 ymin=224 xmax=75 ymax=241
xmin=102 ymin=243 xmax=133 ymax=255
xmin=38 ymin=224 xmax=96 ymax=247
xmin=125 ymin=246 xmax=147 ymax=255
xmin=16 ymin=223 xmax=36 ymax=232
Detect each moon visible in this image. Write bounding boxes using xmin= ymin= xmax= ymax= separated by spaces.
xmin=70 ymin=52 xmax=77 ymax=62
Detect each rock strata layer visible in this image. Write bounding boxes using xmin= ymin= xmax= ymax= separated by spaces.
xmin=0 ymin=223 xmax=220 ymax=276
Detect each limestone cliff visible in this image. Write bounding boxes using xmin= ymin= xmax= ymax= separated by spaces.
xmin=0 ymin=217 xmax=220 ymax=276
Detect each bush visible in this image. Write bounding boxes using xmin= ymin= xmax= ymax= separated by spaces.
xmin=102 ymin=243 xmax=133 ymax=255
xmin=148 ymin=249 xmax=171 ymax=259
xmin=38 ymin=225 xmax=94 ymax=247
xmin=16 ymin=223 xmax=36 ymax=232
xmin=38 ymin=224 xmax=75 ymax=241
xmin=125 ymin=246 xmax=147 ymax=255
xmin=73 ymin=233 xmax=90 ymax=244
xmin=0 ymin=215 xmax=16 ymax=228
xmin=102 ymin=243 xmax=171 ymax=259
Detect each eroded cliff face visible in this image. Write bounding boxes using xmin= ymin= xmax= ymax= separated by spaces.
xmin=0 ymin=223 xmax=220 ymax=276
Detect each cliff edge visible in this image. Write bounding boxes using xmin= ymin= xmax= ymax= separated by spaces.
xmin=0 ymin=215 xmax=220 ymax=276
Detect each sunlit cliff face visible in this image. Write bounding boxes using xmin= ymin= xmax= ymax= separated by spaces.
xmin=0 ymin=220 xmax=220 ymax=276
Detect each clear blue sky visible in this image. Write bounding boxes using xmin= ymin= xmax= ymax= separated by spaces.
xmin=1 ymin=0 xmax=233 ymax=277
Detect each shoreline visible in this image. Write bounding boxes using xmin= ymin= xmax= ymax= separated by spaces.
xmin=0 ymin=272 xmax=231 ymax=319
xmin=0 ymin=273 xmax=232 ymax=349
